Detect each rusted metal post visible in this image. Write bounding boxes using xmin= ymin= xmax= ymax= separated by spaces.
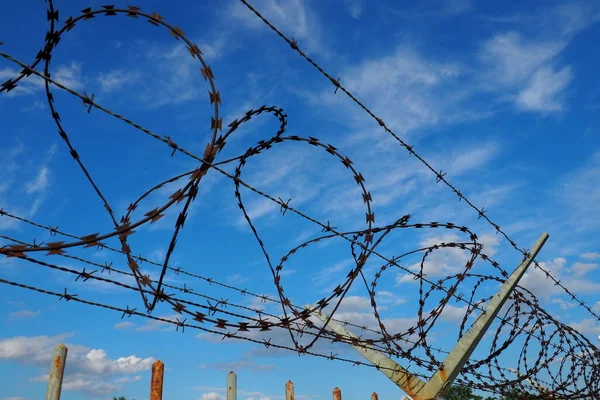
xmin=333 ymin=387 xmax=342 ymax=400
xmin=286 ymin=380 xmax=294 ymax=400
xmin=45 ymin=343 xmax=67 ymax=400
xmin=371 ymin=393 xmax=378 ymax=400
xmin=150 ymin=360 xmax=164 ymax=400
xmin=227 ymin=371 xmax=237 ymax=400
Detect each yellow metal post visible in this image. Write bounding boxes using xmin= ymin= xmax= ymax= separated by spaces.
xmin=311 ymin=233 xmax=549 ymax=400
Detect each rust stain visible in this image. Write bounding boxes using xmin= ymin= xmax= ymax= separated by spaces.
xmin=333 ymin=387 xmax=342 ymax=400
xmin=403 ymin=374 xmax=422 ymax=400
xmin=53 ymin=354 xmax=63 ymax=371
xmin=286 ymin=380 xmax=294 ymax=400
xmin=150 ymin=360 xmax=164 ymax=400
xmin=439 ymin=365 xmax=448 ymax=383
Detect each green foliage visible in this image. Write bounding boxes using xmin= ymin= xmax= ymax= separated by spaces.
xmin=498 ymin=388 xmax=535 ymax=400
xmin=444 ymin=385 xmax=477 ymax=400
xmin=443 ymin=384 xmax=534 ymax=400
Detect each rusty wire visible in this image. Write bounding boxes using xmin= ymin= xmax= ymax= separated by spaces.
xmin=235 ymin=0 xmax=600 ymax=328
xmin=1 ymin=2 xmax=599 ymax=399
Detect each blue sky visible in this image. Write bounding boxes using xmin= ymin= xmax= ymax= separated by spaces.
xmin=1 ymin=0 xmax=600 ymax=399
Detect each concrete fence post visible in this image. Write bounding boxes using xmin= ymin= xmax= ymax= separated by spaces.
xmin=371 ymin=392 xmax=378 ymax=400
xmin=45 ymin=343 xmax=68 ymax=400
xmin=228 ymin=371 xmax=237 ymax=400
xmin=150 ymin=360 xmax=164 ymax=400
xmin=285 ymin=380 xmax=294 ymax=400
xmin=333 ymin=387 xmax=342 ymax=400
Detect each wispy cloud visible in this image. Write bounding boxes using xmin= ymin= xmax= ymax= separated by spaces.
xmin=199 ymin=359 xmax=276 ymax=371
xmin=25 ymin=166 xmax=49 ymax=194
xmin=114 ymin=321 xmax=137 ymax=330
xmin=478 ymin=31 xmax=572 ymax=112
xmin=581 ymin=252 xmax=600 ymax=261
xmin=228 ymin=0 xmax=327 ymax=56
xmin=96 ymin=69 xmax=141 ymax=93
xmin=557 ymin=151 xmax=600 ymax=231
xmin=8 ymin=310 xmax=40 ymax=319
xmin=386 ymin=0 xmax=472 ymax=18
xmin=343 ymin=0 xmax=363 ymax=19
xmin=516 ymin=66 xmax=572 ymax=112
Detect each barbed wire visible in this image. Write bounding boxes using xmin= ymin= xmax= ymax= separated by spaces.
xmin=0 ymin=2 xmax=598 ymax=399
xmin=0 ymin=276 xmax=578 ymax=399
xmin=235 ymin=0 xmax=600 ymax=326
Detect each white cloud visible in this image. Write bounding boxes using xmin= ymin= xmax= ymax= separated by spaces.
xmin=387 ymin=0 xmax=472 ymax=18
xmin=0 ymin=68 xmax=43 ymax=96
xmin=569 ymin=318 xmax=600 ymax=337
xmin=0 ymin=143 xmax=53 ymax=227
xmin=324 ymin=295 xmax=372 ymax=314
xmin=0 ymin=61 xmax=84 ymax=96
xmin=236 ymin=197 xmax=278 ymax=226
xmin=344 ymin=0 xmax=363 ymax=19
xmin=200 ymin=393 xmax=226 ymax=400
xmin=198 ymin=35 xmax=229 ymax=61
xmin=229 ymin=0 xmax=326 ymax=55
xmin=199 ymin=359 xmax=276 ymax=371
xmin=228 ymin=273 xmax=249 ymax=284
xmin=135 ymin=314 xmax=180 ymax=332
xmin=96 ymin=69 xmax=141 ymax=93
xmin=520 ymin=256 xmax=600 ymax=300
xmin=136 ymin=43 xmax=203 ymax=107
xmin=479 ymin=31 xmax=573 ymax=112
xmin=301 ymin=45 xmax=487 ymax=144
xmin=114 ymin=375 xmax=142 ymax=384
xmin=61 ymin=373 xmax=119 ymax=396
xmin=558 ymin=151 xmax=600 ymax=231
xmin=312 ymin=259 xmax=354 ymax=286
xmin=437 ymin=304 xmax=469 ymax=324
xmin=480 ymin=32 xmax=565 ymax=86
xmin=8 ymin=310 xmax=40 ymax=319
xmin=448 ymin=142 xmax=499 ymax=176
xmin=25 ymin=166 xmax=49 ymax=194
xmin=0 ymin=334 xmax=154 ymax=397
xmin=52 ymin=61 xmax=85 ymax=91
xmin=114 ymin=321 xmax=137 ymax=330
xmin=516 ymin=65 xmax=572 ymax=112
xmin=396 ymin=233 xmax=499 ymax=284
xmin=85 ymin=348 xmax=153 ymax=375
xmin=0 ymin=334 xmax=72 ymax=364
xmin=570 ymin=262 xmax=599 ymax=277
xmin=581 ymin=252 xmax=600 ymax=261
xmin=551 ymin=298 xmax=577 ymax=311
xmin=470 ymin=184 xmax=519 ymax=210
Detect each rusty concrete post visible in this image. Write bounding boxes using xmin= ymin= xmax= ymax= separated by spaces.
xmin=333 ymin=387 xmax=342 ymax=400
xmin=371 ymin=393 xmax=378 ymax=400
xmin=45 ymin=343 xmax=68 ymax=400
xmin=150 ymin=360 xmax=164 ymax=400
xmin=285 ymin=380 xmax=294 ymax=400
xmin=227 ymin=371 xmax=237 ymax=400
